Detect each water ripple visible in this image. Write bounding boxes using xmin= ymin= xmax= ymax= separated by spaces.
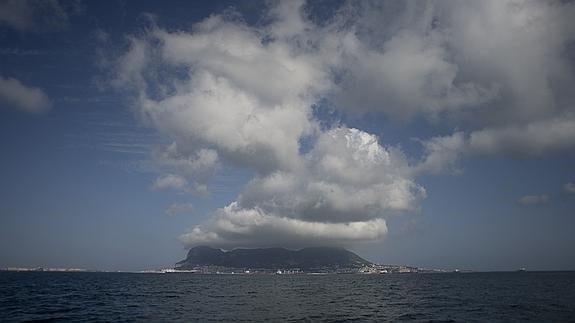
xmin=1 ymin=272 xmax=574 ymax=322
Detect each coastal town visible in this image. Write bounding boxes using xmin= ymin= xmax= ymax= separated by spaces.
xmin=1 ymin=264 xmax=448 ymax=274
xmin=162 ymin=263 xmax=446 ymax=274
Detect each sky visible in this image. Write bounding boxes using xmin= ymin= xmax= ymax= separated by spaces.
xmin=0 ymin=0 xmax=574 ymax=272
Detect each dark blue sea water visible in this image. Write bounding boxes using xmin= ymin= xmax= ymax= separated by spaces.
xmin=1 ymin=271 xmax=574 ymax=322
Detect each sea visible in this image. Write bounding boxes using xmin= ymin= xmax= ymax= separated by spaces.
xmin=1 ymin=271 xmax=574 ymax=322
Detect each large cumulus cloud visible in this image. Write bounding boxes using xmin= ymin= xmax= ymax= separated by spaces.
xmin=111 ymin=0 xmax=575 ymax=248
xmin=180 ymin=127 xmax=424 ymax=248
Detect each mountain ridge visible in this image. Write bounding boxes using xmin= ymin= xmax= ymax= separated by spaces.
xmin=176 ymin=245 xmax=372 ymax=271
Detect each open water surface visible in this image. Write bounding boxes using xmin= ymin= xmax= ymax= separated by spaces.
xmin=1 ymin=271 xmax=574 ymax=322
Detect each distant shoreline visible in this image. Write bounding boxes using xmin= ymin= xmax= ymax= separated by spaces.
xmin=2 ymin=268 xmax=574 ymax=274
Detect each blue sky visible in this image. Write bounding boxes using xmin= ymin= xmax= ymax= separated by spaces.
xmin=1 ymin=0 xmax=574 ymax=271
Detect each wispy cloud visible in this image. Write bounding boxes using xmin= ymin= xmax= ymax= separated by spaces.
xmin=94 ymin=131 xmax=159 ymax=155
xmin=152 ymin=174 xmax=188 ymax=192
xmin=0 ymin=0 xmax=83 ymax=32
xmin=0 ymin=76 xmax=51 ymax=114
xmin=166 ymin=203 xmax=194 ymax=216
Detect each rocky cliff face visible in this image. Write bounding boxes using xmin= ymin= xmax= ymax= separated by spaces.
xmin=176 ymin=246 xmax=372 ymax=270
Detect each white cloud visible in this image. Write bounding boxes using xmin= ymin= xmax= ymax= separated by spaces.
xmin=111 ymin=6 xmax=331 ymax=177
xmin=444 ymin=0 xmax=575 ymax=123
xmin=416 ymin=132 xmax=466 ymax=175
xmin=166 ymin=202 xmax=194 ymax=216
xmin=0 ymin=76 xmax=51 ymax=113
xmin=334 ymin=28 xmax=495 ymax=119
xmin=330 ymin=1 xmax=575 ymax=122
xmin=416 ymin=116 xmax=575 ymax=174
xmin=152 ymin=174 xmax=188 ymax=192
xmin=139 ymin=71 xmax=314 ymax=173
xmin=518 ymin=195 xmax=549 ymax=206
xmin=244 ymin=127 xmax=425 ymax=218
xmin=152 ymin=143 xmax=218 ymax=191
xmin=334 ymin=0 xmax=575 ymax=168
xmin=565 ymin=182 xmax=575 ymax=194
xmin=468 ymin=116 xmax=575 ymax=156
xmin=180 ymin=202 xmax=388 ymax=249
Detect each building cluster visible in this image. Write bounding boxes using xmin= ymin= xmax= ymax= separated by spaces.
xmin=166 ymin=264 xmax=446 ymax=274
xmin=358 ymin=264 xmax=420 ymax=274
